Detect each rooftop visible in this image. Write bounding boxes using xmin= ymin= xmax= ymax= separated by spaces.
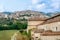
xmin=31 ymin=29 xmax=60 ymax=36
xmin=37 ymin=14 xmax=60 ymax=26
xmin=41 ymin=30 xmax=60 ymax=36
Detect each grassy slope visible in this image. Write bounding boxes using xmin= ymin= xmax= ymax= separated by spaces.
xmin=16 ymin=32 xmax=29 ymax=40
xmin=0 ymin=30 xmax=18 ymax=40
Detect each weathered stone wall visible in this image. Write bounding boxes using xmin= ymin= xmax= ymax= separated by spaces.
xmin=27 ymin=21 xmax=44 ymax=32
xmin=28 ymin=21 xmax=44 ymax=26
xmin=38 ymin=22 xmax=60 ymax=31
xmin=41 ymin=35 xmax=60 ymax=40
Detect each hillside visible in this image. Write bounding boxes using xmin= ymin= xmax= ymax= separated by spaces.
xmin=46 ymin=12 xmax=60 ymax=17
xmin=1 ymin=10 xmax=60 ymax=19
xmin=9 ymin=10 xmax=49 ymax=19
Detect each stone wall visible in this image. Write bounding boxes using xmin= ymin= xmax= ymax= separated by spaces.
xmin=27 ymin=21 xmax=44 ymax=32
xmin=40 ymin=35 xmax=60 ymax=40
xmin=38 ymin=22 xmax=60 ymax=31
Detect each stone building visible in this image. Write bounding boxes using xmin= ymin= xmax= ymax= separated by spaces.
xmin=37 ymin=14 xmax=60 ymax=31
xmin=40 ymin=30 xmax=60 ymax=40
xmin=28 ymin=14 xmax=60 ymax=40
xmin=27 ymin=16 xmax=47 ymax=32
xmin=31 ymin=29 xmax=60 ymax=40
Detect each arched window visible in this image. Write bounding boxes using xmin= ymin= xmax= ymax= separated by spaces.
xmin=52 ymin=27 xmax=58 ymax=31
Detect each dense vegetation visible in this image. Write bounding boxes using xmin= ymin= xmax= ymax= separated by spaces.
xmin=0 ymin=18 xmax=27 ymax=30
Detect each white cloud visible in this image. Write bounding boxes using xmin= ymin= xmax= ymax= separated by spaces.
xmin=50 ymin=0 xmax=60 ymax=10
xmin=32 ymin=0 xmax=38 ymax=4
xmin=51 ymin=3 xmax=60 ymax=9
xmin=36 ymin=3 xmax=46 ymax=9
xmin=51 ymin=0 xmax=60 ymax=2
xmin=31 ymin=0 xmax=60 ymax=12
xmin=46 ymin=9 xmax=54 ymax=12
xmin=27 ymin=6 xmax=32 ymax=10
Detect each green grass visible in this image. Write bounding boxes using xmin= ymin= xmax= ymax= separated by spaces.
xmin=16 ymin=31 xmax=29 ymax=40
xmin=0 ymin=30 xmax=18 ymax=40
xmin=20 ymin=31 xmax=27 ymax=35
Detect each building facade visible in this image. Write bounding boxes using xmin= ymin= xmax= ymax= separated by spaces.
xmin=28 ymin=14 xmax=60 ymax=40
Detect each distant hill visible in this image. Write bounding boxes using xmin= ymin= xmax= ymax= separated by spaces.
xmin=0 ymin=10 xmax=60 ymax=19
xmin=2 ymin=12 xmax=12 ymax=14
xmin=51 ymin=12 xmax=60 ymax=17
xmin=46 ymin=12 xmax=60 ymax=17
xmin=12 ymin=10 xmax=50 ymax=18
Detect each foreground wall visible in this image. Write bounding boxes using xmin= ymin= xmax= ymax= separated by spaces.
xmin=40 ymin=35 xmax=60 ymax=40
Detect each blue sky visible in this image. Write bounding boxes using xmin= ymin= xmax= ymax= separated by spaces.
xmin=0 ymin=0 xmax=60 ymax=13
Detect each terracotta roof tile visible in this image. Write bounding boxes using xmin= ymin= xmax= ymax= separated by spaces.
xmin=31 ymin=29 xmax=44 ymax=33
xmin=40 ymin=30 xmax=60 ymax=36
xmin=37 ymin=14 xmax=60 ymax=25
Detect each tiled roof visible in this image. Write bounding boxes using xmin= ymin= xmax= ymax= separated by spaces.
xmin=40 ymin=30 xmax=60 ymax=36
xmin=32 ymin=29 xmax=60 ymax=36
xmin=32 ymin=29 xmax=44 ymax=33
xmin=37 ymin=14 xmax=60 ymax=26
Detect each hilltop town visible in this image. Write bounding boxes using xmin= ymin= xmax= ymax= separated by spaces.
xmin=0 ymin=10 xmax=50 ymax=19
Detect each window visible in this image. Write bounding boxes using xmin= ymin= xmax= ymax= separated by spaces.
xmin=52 ymin=27 xmax=58 ymax=31
xmin=56 ymin=27 xmax=57 ymax=31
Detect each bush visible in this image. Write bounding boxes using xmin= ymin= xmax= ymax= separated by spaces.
xmin=0 ymin=18 xmax=27 ymax=30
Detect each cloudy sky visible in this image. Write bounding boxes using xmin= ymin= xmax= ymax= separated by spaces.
xmin=0 ymin=0 xmax=60 ymax=13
